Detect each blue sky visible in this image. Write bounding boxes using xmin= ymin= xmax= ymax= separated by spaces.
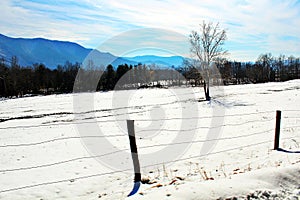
xmin=0 ymin=0 xmax=300 ymax=61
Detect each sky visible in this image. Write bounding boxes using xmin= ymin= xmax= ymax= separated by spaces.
xmin=0 ymin=0 xmax=300 ymax=61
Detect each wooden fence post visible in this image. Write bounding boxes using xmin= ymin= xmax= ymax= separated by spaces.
xmin=274 ymin=110 xmax=281 ymax=150
xmin=127 ymin=120 xmax=141 ymax=197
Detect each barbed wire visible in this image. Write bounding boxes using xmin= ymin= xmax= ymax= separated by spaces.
xmin=283 ymin=116 xmax=300 ymax=119
xmin=236 ymin=135 xmax=300 ymax=172
xmin=144 ymin=139 xmax=278 ymax=168
xmin=281 ymin=136 xmax=300 ymax=141
xmin=281 ymin=109 xmax=300 ymax=112
xmin=0 ymin=110 xmax=298 ymax=194
xmin=138 ymin=129 xmax=274 ymax=149
xmin=136 ymin=118 xmax=274 ymax=134
xmin=135 ymin=110 xmax=275 ymax=122
xmin=0 ymin=110 xmax=275 ymax=130
xmin=0 ymin=169 xmax=127 ymax=194
xmin=0 ymin=149 xmax=126 ymax=173
xmin=0 ymin=119 xmax=276 ymax=148
xmin=1 ymin=127 xmax=295 ymax=174
xmin=0 ymin=124 xmax=298 ymax=173
xmin=0 ymin=137 xmax=293 ymax=194
xmin=0 ymin=135 xmax=126 ymax=148
xmin=282 ymin=125 xmax=300 ymax=129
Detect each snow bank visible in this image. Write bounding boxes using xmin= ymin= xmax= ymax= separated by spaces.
xmin=129 ymin=163 xmax=300 ymax=199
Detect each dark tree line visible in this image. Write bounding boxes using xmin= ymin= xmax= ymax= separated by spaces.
xmin=0 ymin=58 xmax=155 ymax=97
xmin=0 ymin=58 xmax=80 ymax=97
xmin=182 ymin=53 xmax=299 ymax=86
xmin=0 ymin=53 xmax=299 ymax=98
xmin=217 ymin=53 xmax=299 ymax=85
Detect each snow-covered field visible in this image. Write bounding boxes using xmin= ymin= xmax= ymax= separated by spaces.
xmin=0 ymin=80 xmax=299 ymax=199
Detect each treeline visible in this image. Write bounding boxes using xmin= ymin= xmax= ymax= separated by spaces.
xmin=0 ymin=57 xmax=162 ymax=97
xmin=0 ymin=53 xmax=299 ymax=97
xmin=0 ymin=57 xmax=80 ymax=97
xmin=217 ymin=54 xmax=299 ymax=84
xmin=181 ymin=53 xmax=299 ymax=86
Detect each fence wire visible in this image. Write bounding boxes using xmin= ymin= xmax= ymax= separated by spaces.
xmin=0 ymin=110 xmax=299 ymax=194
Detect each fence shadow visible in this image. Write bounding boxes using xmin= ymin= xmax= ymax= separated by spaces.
xmin=277 ymin=148 xmax=300 ymax=154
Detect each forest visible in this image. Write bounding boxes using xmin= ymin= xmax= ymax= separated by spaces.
xmin=0 ymin=53 xmax=299 ymax=98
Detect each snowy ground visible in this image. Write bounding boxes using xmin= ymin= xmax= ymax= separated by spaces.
xmin=0 ymin=80 xmax=299 ymax=199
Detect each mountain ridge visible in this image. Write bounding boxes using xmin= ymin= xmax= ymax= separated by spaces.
xmin=0 ymin=34 xmax=184 ymax=69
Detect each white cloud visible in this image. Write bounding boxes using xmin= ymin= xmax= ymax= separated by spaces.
xmin=0 ymin=0 xmax=299 ymax=61
xmin=98 ymin=0 xmax=300 ymax=60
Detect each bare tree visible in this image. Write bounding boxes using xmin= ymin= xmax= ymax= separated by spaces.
xmin=256 ymin=53 xmax=273 ymax=82
xmin=189 ymin=21 xmax=227 ymax=101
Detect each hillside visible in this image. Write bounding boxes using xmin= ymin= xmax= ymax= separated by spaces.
xmin=0 ymin=34 xmax=134 ymax=69
xmin=0 ymin=34 xmax=185 ymax=69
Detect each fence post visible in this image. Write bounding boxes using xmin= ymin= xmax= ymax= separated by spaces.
xmin=274 ymin=110 xmax=281 ymax=150
xmin=127 ymin=120 xmax=141 ymax=197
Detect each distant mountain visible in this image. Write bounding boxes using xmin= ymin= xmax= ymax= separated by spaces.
xmin=125 ymin=55 xmax=184 ymax=68
xmin=0 ymin=34 xmax=134 ymax=69
xmin=0 ymin=34 xmax=185 ymax=69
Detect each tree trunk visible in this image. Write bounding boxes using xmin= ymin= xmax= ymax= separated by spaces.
xmin=203 ymin=80 xmax=211 ymax=101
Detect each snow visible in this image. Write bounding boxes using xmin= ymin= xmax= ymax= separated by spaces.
xmin=0 ymin=80 xmax=299 ymax=199
xmin=131 ymin=163 xmax=300 ymax=200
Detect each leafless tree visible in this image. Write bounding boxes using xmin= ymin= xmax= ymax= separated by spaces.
xmin=189 ymin=21 xmax=227 ymax=101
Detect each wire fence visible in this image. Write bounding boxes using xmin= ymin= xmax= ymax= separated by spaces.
xmin=0 ymin=118 xmax=275 ymax=148
xmin=0 ymin=109 xmax=299 ymax=194
xmin=1 ymin=109 xmax=299 ymax=130
xmin=0 ymin=128 xmax=277 ymax=173
xmin=0 ymin=136 xmax=299 ymax=194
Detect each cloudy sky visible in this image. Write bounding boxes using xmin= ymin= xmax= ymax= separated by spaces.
xmin=1 ymin=0 xmax=300 ymax=61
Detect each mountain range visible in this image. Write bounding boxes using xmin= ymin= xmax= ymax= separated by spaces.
xmin=0 ymin=34 xmax=184 ymax=69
